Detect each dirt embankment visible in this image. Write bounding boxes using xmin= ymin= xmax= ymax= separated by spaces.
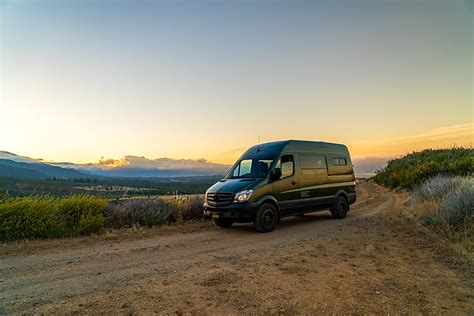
xmin=0 ymin=182 xmax=472 ymax=314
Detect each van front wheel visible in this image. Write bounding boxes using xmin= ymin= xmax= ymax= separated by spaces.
xmin=254 ymin=203 xmax=278 ymax=233
xmin=331 ymin=195 xmax=349 ymax=219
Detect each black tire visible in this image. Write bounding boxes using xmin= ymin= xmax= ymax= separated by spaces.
xmin=213 ymin=218 xmax=233 ymax=228
xmin=331 ymin=195 xmax=349 ymax=219
xmin=254 ymin=203 xmax=278 ymax=233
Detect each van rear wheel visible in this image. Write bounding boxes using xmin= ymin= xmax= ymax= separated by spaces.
xmin=213 ymin=218 xmax=233 ymax=228
xmin=254 ymin=203 xmax=278 ymax=233
xmin=331 ymin=195 xmax=349 ymax=219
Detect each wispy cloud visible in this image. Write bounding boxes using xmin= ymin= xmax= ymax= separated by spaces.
xmin=376 ymin=123 xmax=472 ymax=145
xmin=350 ymin=123 xmax=473 ymax=158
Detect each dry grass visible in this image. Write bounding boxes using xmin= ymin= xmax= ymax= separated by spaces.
xmin=409 ymin=176 xmax=474 ymax=259
xmin=105 ymin=195 xmax=204 ymax=228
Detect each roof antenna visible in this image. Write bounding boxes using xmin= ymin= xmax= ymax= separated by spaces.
xmin=257 ymin=136 xmax=261 ymax=152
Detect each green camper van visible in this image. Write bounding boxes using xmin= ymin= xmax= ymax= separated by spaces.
xmin=203 ymin=140 xmax=356 ymax=232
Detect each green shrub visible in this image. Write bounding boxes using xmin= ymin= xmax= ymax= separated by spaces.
xmin=373 ymin=147 xmax=473 ymax=189
xmin=78 ymin=214 xmax=105 ymax=235
xmin=0 ymin=195 xmax=107 ymax=241
xmin=0 ymin=189 xmax=8 ymax=202
xmin=57 ymin=195 xmax=107 ymax=229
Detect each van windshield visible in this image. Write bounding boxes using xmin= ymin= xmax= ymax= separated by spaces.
xmin=227 ymin=158 xmax=274 ymax=179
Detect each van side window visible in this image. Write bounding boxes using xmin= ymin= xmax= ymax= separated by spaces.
xmin=275 ymin=155 xmax=294 ymax=179
xmin=300 ymin=154 xmax=327 ymax=169
xmin=332 ymin=158 xmax=347 ymax=166
xmin=300 ymin=154 xmax=327 ymax=179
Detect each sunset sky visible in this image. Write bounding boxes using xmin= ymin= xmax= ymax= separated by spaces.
xmin=1 ymin=0 xmax=472 ymax=164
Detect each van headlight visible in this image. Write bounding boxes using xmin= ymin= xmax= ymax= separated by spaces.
xmin=234 ymin=190 xmax=253 ymax=203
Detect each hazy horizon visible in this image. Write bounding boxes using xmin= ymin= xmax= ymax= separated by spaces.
xmin=1 ymin=0 xmax=472 ymax=164
xmin=0 ymin=147 xmax=393 ymax=178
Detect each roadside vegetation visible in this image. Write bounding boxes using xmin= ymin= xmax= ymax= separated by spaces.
xmin=105 ymin=195 xmax=204 ymax=228
xmin=0 ymin=191 xmax=204 ymax=241
xmin=411 ymin=175 xmax=473 ymax=253
xmin=372 ymin=147 xmax=473 ymax=189
xmin=0 ymin=194 xmax=107 ymax=241
xmin=372 ymin=148 xmax=473 ymax=257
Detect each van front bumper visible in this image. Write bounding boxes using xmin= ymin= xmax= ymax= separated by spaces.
xmin=203 ymin=202 xmax=259 ymax=222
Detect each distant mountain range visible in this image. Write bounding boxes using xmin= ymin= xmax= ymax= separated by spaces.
xmin=0 ymin=151 xmax=390 ymax=180
xmin=0 ymin=151 xmax=231 ymax=179
xmin=0 ymin=159 xmax=87 ymax=179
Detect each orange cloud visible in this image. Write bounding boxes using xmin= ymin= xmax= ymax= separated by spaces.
xmin=98 ymin=158 xmax=129 ymax=168
xmin=97 ymin=155 xmax=230 ymax=170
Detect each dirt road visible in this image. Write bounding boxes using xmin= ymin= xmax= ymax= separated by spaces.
xmin=1 ymin=183 xmax=472 ymax=314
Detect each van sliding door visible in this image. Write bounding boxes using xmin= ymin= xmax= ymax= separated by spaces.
xmin=297 ymin=154 xmax=331 ymax=211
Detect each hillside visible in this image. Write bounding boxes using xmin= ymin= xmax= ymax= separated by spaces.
xmin=0 ymin=159 xmax=89 ymax=179
xmin=0 ymin=151 xmax=40 ymax=163
xmin=372 ymin=148 xmax=473 ymax=189
xmin=0 ymin=164 xmax=47 ymax=179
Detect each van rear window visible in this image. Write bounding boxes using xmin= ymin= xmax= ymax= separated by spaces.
xmin=332 ymin=158 xmax=347 ymax=166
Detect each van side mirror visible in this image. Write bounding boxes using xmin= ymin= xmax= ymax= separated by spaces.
xmin=270 ymin=168 xmax=282 ymax=181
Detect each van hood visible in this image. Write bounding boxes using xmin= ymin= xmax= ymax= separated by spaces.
xmin=206 ymin=178 xmax=261 ymax=194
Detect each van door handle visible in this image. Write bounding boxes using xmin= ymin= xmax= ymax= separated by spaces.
xmin=291 ymin=181 xmax=296 ymax=186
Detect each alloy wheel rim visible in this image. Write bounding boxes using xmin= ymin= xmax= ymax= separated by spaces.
xmin=339 ymin=201 xmax=347 ymax=214
xmin=263 ymin=209 xmax=274 ymax=227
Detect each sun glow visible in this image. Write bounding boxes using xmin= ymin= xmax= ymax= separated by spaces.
xmin=0 ymin=1 xmax=471 ymax=164
xmin=349 ymin=123 xmax=473 ymax=158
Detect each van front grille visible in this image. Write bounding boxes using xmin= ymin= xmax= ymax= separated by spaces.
xmin=206 ymin=192 xmax=234 ymax=207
